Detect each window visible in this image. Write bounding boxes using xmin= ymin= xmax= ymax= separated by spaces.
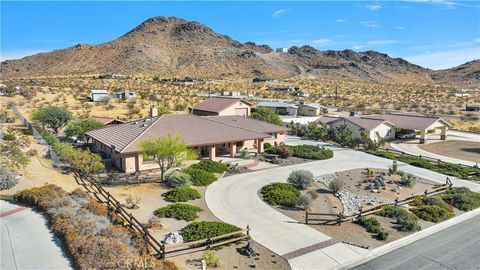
xmin=271 ymin=133 xmax=278 ymax=139
xmin=142 ymin=154 xmax=155 ymax=163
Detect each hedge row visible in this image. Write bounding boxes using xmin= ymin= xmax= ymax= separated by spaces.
xmin=154 ymin=203 xmax=203 ymax=221
xmin=181 ymin=167 xmax=217 ymax=186
xmin=355 ymin=216 xmax=389 ymax=240
xmin=289 ymin=145 xmax=334 ymax=160
xmin=261 ymin=182 xmax=300 ymax=207
xmin=162 ymin=186 xmax=201 ymax=202
xmin=189 ymin=160 xmax=228 ymax=173
xmin=377 ymin=205 xmax=421 ymax=232
xmin=180 ymin=221 xmax=242 ymax=242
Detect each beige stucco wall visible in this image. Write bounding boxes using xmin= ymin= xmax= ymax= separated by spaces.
xmin=298 ymin=106 xmax=320 ymax=116
xmin=370 ymin=123 xmax=396 ymax=142
xmin=330 ymin=120 xmax=364 ymax=140
xmin=218 ymin=101 xmax=251 ymax=117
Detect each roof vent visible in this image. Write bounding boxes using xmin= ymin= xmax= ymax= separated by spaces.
xmin=134 ymin=121 xmax=138 ymax=124
xmin=142 ymin=124 xmax=147 ymax=127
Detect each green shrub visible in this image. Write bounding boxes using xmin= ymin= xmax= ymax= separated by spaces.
xmin=276 ymin=145 xmax=293 ymax=159
xmin=162 ymin=186 xmax=201 ymax=202
xmin=441 ymin=187 xmax=480 ymax=211
xmin=377 ymin=230 xmax=389 ymax=240
xmin=411 ymin=195 xmax=453 ymax=212
xmin=377 ymin=205 xmax=420 ymax=232
xmin=154 ymin=203 xmax=202 ymax=221
xmin=400 ymin=173 xmax=417 ymax=187
xmin=181 ymin=168 xmax=217 ymax=186
xmin=411 ymin=205 xmax=454 ymax=223
xmin=289 ymin=145 xmax=334 ymax=160
xmin=288 ymin=170 xmax=314 ymax=189
xmin=202 ymin=250 xmax=220 ymax=267
xmin=3 ymin=132 xmax=16 ymax=141
xmin=189 ymin=160 xmax=228 ymax=173
xmin=261 ymin=182 xmax=300 ymax=207
xmin=164 ymin=171 xmax=192 ymax=188
xmin=264 ymin=147 xmax=278 ymax=155
xmin=180 ymin=221 xmax=241 ymax=242
xmin=264 ymin=143 xmax=273 ymax=149
xmin=356 ymin=216 xmax=388 ymax=241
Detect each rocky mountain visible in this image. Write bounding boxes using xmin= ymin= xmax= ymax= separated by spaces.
xmin=1 ymin=16 xmax=478 ymax=86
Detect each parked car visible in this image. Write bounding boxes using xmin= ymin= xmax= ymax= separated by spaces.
xmin=396 ymin=130 xmax=416 ymax=139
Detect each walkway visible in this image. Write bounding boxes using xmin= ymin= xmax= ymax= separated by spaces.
xmin=205 ymin=136 xmax=480 ymax=270
xmin=1 ymin=200 xmax=73 ymax=270
xmin=390 ymin=130 xmax=480 ymax=167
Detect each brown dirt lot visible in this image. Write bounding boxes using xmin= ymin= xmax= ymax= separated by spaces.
xmin=419 ymin=140 xmax=480 ymax=163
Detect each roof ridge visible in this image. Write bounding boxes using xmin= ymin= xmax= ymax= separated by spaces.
xmin=201 ymin=115 xmax=270 ymax=136
xmin=193 ymin=97 xmax=247 ymax=113
xmin=119 ymin=115 xmax=165 ymax=153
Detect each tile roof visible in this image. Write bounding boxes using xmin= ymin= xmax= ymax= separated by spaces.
xmin=301 ymin=103 xmax=326 ymax=109
xmin=192 ymin=97 xmax=250 ymax=113
xmin=316 ymin=116 xmax=341 ymax=125
xmin=91 ymin=89 xmax=108 ymax=94
xmin=362 ymin=114 xmax=450 ymax=130
xmin=206 ymin=115 xmax=289 ymax=134
xmin=257 ymin=101 xmax=300 ymax=108
xmin=86 ymin=114 xmax=269 ymax=154
xmin=92 ymin=117 xmax=125 ymax=125
xmin=339 ymin=117 xmax=392 ymax=131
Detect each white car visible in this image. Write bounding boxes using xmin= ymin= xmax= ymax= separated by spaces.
xmin=396 ymin=130 xmax=416 ymax=139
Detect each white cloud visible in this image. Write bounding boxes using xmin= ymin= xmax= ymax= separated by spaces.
xmin=272 ymin=9 xmax=288 ymax=18
xmin=360 ymin=21 xmax=380 ymax=28
xmin=336 ymin=19 xmax=347 ymax=23
xmin=405 ymin=47 xmax=480 ymax=69
xmin=395 ymin=26 xmax=406 ymax=30
xmin=311 ymin=39 xmax=331 ymax=45
xmin=0 ymin=50 xmax=46 ymax=61
xmin=403 ymin=0 xmax=480 ymax=9
xmin=366 ymin=4 xmax=383 ymax=10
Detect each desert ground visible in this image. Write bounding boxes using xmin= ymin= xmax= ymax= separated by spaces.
xmin=419 ymin=140 xmax=480 ymax=163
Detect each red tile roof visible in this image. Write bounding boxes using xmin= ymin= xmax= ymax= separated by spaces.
xmin=206 ymin=115 xmax=289 ymax=134
xmin=192 ymin=97 xmax=251 ymax=113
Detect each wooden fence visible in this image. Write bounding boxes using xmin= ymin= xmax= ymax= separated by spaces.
xmin=73 ymin=171 xmax=250 ymax=258
xmin=305 ymin=183 xmax=452 ymax=225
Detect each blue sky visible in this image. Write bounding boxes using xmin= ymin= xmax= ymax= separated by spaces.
xmin=1 ymin=1 xmax=479 ymax=70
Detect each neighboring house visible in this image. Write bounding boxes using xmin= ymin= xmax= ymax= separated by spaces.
xmin=253 ymin=77 xmax=271 ymax=83
xmin=298 ymin=103 xmax=327 ymax=116
xmin=316 ymin=112 xmax=451 ymax=143
xmin=92 ymin=117 xmax=126 ymax=126
xmin=293 ymin=90 xmax=310 ymax=98
xmin=115 ymin=90 xmax=137 ymax=100
xmin=191 ymin=97 xmax=252 ymax=117
xmin=276 ymin=48 xmax=289 ymax=53
xmin=466 ymin=105 xmax=480 ymax=112
xmin=90 ymin=89 xmax=110 ymax=102
xmin=267 ymin=86 xmax=296 ymax=92
xmin=86 ymin=112 xmax=288 ymax=173
xmin=257 ymin=101 xmax=299 ymax=116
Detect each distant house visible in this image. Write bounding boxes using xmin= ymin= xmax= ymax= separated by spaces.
xmin=276 ymin=48 xmax=289 ymax=53
xmin=257 ymin=101 xmax=299 ymax=116
xmin=92 ymin=117 xmax=126 ymax=126
xmin=99 ymin=73 xmax=127 ymax=79
xmin=267 ymin=86 xmax=295 ymax=92
xmin=293 ymin=90 xmax=310 ymax=98
xmin=298 ymin=103 xmax=327 ymax=116
xmin=222 ymin=91 xmax=241 ymax=97
xmin=253 ymin=77 xmax=271 ymax=83
xmin=466 ymin=105 xmax=480 ymax=112
xmin=192 ymin=97 xmax=252 ymax=117
xmin=115 ymin=90 xmax=136 ymax=100
xmin=90 ymin=89 xmax=109 ymax=102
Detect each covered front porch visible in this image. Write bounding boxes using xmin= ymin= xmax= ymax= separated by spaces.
xmin=194 ymin=139 xmax=265 ymax=160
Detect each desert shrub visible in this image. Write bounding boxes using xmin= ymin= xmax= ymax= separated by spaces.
xmin=356 ymin=216 xmax=388 ymax=240
xmin=14 ymin=184 xmax=66 ymax=209
xmin=238 ymin=149 xmax=250 ymax=159
xmin=411 ymin=205 xmax=454 ymax=223
xmin=328 ymin=178 xmax=344 ymax=194
xmin=261 ymin=182 xmax=300 ymax=207
xmin=180 ymin=221 xmax=241 ymax=242
xmin=377 ymin=205 xmax=420 ymax=232
xmin=400 ymin=173 xmax=416 ymax=187
xmin=264 ymin=147 xmax=277 ymax=155
xmin=411 ymin=195 xmax=453 ymax=212
xmin=441 ymin=187 xmax=480 ymax=211
xmin=26 ymin=148 xmax=38 ymax=156
xmin=125 ymin=194 xmax=141 ymax=209
xmin=3 ymin=132 xmax=16 ymax=141
xmin=0 ymin=167 xmax=18 ymax=191
xmin=288 ymin=170 xmax=314 ymax=189
xmin=289 ymin=145 xmax=333 ymax=160
xmin=276 ymin=145 xmax=293 ymax=159
xmin=189 ymin=160 xmax=228 ymax=173
xmin=181 ymin=168 xmax=217 ymax=186
xmin=203 ymin=250 xmax=220 ymax=267
xmin=154 ymin=203 xmax=202 ymax=221
xmin=308 ymin=189 xmax=319 ymax=199
xmin=298 ymin=193 xmax=313 ymax=209
xmin=389 ymin=160 xmax=398 ymax=175
xmin=162 ymin=186 xmax=201 ymax=202
xmin=164 ymin=171 xmax=192 ymax=188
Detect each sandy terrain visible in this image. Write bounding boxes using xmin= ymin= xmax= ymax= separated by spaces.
xmin=419 ymin=140 xmax=480 ymax=163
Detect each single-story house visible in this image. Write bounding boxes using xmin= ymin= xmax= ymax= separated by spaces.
xmin=86 ymin=112 xmax=288 ymax=173
xmin=298 ymin=103 xmax=327 ymax=116
xmin=257 ymin=101 xmax=299 ymax=116
xmin=191 ymin=97 xmax=252 ymax=117
xmin=293 ymin=90 xmax=310 ymax=98
xmin=466 ymin=105 xmax=480 ymax=112
xmin=115 ymin=90 xmax=136 ymax=100
xmin=267 ymin=86 xmax=295 ymax=92
xmin=316 ymin=112 xmax=451 ymax=143
xmin=92 ymin=117 xmax=126 ymax=126
xmin=90 ymin=89 xmax=110 ymax=102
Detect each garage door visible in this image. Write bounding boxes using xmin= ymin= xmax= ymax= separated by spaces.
xmin=235 ymin=108 xmax=248 ymax=117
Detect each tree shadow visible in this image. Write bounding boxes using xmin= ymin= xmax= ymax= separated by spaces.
xmin=460 ymin=147 xmax=480 ymax=154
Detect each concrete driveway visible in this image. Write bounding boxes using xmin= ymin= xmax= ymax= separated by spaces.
xmin=1 ymin=200 xmax=73 ymax=270
xmin=205 ymin=136 xmax=480 ymax=270
xmin=390 ymin=130 xmax=480 ymax=166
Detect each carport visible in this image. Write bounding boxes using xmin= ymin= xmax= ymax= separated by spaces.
xmin=366 ymin=113 xmax=451 ymax=144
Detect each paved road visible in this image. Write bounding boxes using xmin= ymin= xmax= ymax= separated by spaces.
xmin=390 ymin=130 xmax=479 ymax=167
xmin=205 ymin=136 xmax=480 ymax=270
xmin=352 ymin=215 xmax=480 ymax=270
xmin=1 ymin=200 xmax=73 ymax=270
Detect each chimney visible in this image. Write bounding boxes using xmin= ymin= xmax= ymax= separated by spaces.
xmin=350 ymin=111 xmax=356 ymax=117
xmin=150 ymin=105 xmax=158 ymax=117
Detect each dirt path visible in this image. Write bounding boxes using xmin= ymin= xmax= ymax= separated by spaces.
xmin=419 ymin=140 xmax=480 ymax=163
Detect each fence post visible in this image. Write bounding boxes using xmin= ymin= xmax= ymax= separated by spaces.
xmin=424 ymin=189 xmax=428 ymax=198
xmin=305 ymin=211 xmax=309 ymax=224
xmin=246 ymin=225 xmax=250 ymax=237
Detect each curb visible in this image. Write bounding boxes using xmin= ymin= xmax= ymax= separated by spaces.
xmin=339 ymin=207 xmax=480 ymax=269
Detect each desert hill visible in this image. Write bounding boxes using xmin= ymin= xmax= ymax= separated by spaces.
xmin=1 ymin=16 xmax=478 ymax=87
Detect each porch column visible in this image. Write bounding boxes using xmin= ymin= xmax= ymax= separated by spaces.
xmin=134 ymin=155 xmax=140 ymax=172
xmin=256 ymin=139 xmax=264 ymax=153
xmin=440 ymin=126 xmax=447 ymax=140
xmin=209 ymin=145 xmax=216 ymax=160
xmin=229 ymin=142 xmax=237 ymax=157
xmin=419 ymin=129 xmax=427 ymax=144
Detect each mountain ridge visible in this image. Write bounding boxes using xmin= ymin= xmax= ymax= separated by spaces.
xmin=1 ymin=16 xmax=478 ymax=87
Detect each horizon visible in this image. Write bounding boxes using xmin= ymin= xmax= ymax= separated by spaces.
xmin=1 ymin=1 xmax=479 ymax=70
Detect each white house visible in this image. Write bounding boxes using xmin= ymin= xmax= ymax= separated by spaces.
xmin=276 ymin=48 xmax=289 ymax=53
xmin=298 ymin=103 xmax=327 ymax=116
xmin=90 ymin=89 xmax=110 ymax=102
xmin=115 ymin=90 xmax=136 ymax=100
xmin=257 ymin=101 xmax=299 ymax=116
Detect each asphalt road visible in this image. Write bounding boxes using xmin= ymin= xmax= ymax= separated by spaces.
xmin=353 ymin=215 xmax=480 ymax=270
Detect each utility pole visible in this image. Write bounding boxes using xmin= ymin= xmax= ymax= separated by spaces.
xmin=335 ymin=84 xmax=339 ymax=107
